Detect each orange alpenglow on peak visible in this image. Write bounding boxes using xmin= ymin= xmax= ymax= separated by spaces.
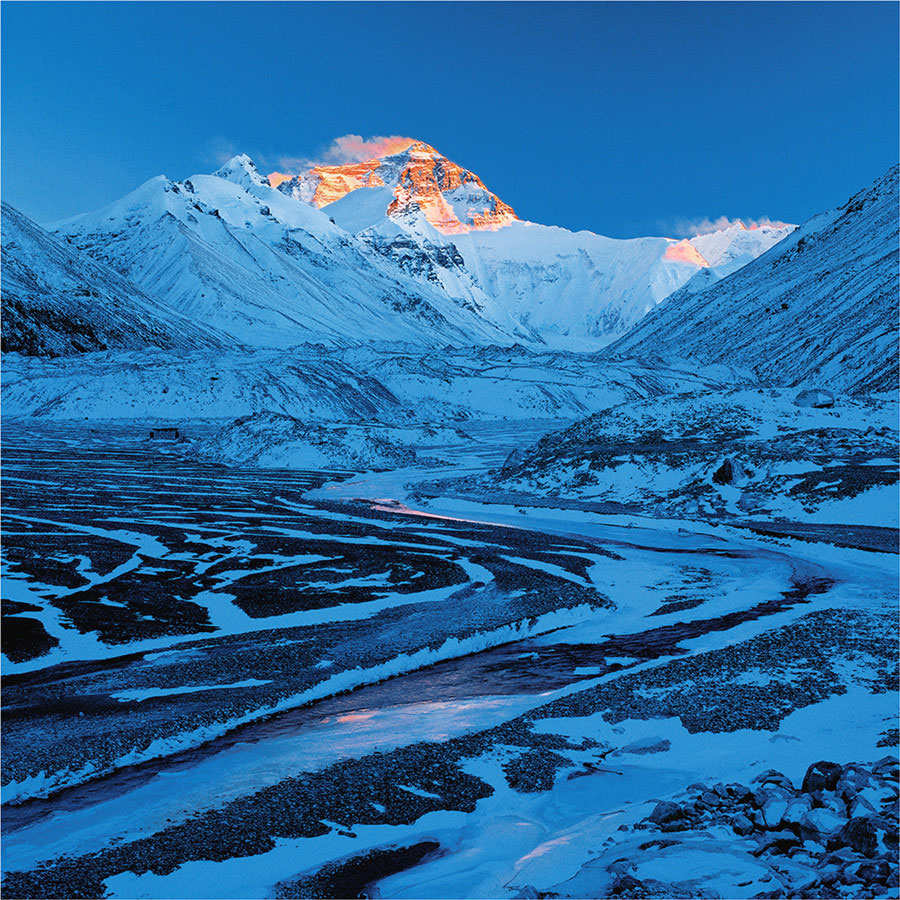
xmin=267 ymin=172 xmax=293 ymax=189
xmin=269 ymin=139 xmax=518 ymax=234
xmin=663 ymin=240 xmax=711 ymax=267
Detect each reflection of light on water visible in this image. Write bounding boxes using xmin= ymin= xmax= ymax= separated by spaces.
xmin=370 ymin=500 xmax=525 ymax=533
xmin=4 ymin=686 xmax=567 ymax=871
xmin=335 ymin=712 xmax=377 ymax=724
xmin=516 ymin=834 xmax=574 ymax=866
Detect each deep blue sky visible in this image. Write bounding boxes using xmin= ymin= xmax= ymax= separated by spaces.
xmin=3 ymin=2 xmax=897 ymax=236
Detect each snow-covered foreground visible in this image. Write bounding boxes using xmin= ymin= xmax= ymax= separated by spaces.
xmin=1 ymin=422 xmax=897 ymax=899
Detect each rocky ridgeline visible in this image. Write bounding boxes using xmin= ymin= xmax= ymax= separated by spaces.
xmin=617 ymin=758 xmax=899 ymax=898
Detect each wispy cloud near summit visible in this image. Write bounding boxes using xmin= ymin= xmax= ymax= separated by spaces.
xmin=666 ymin=215 xmax=793 ymax=238
xmin=272 ymin=135 xmax=415 ymax=176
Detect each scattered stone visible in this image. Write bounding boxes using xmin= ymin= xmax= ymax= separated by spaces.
xmin=802 ymin=761 xmax=843 ymax=793
xmin=794 ymin=388 xmax=835 ymax=408
xmin=618 ymin=758 xmax=897 ymax=898
xmin=608 ymin=874 xmax=676 ymax=898
xmin=838 ymin=817 xmax=878 ymax=857
xmin=503 ymin=750 xmax=572 ymax=794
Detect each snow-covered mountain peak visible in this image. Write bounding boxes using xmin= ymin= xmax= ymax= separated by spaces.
xmin=271 ymin=138 xmax=518 ymax=235
xmin=214 ymin=153 xmax=269 ymax=190
xmin=687 ymin=220 xmax=795 ymax=270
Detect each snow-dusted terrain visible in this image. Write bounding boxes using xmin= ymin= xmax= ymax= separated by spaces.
xmin=1 ymin=146 xmax=897 ymax=900
xmin=1 ymin=203 xmax=223 ymax=356
xmin=611 ymin=166 xmax=899 ymax=393
xmin=1 ymin=343 xmax=734 ymax=425
xmin=466 ymin=387 xmax=899 ymax=528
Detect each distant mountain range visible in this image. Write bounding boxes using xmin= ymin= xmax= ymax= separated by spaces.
xmin=1 ymin=139 xmax=791 ymax=355
xmin=3 ymin=140 xmax=895 ymax=402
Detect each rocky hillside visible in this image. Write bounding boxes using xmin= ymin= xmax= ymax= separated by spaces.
xmin=610 ymin=166 xmax=899 ymax=393
xmin=464 ymin=388 xmax=899 ymax=526
xmin=1 ymin=203 xmax=222 ymax=356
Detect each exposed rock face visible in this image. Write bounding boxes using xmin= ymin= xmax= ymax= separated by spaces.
xmin=273 ymin=140 xmax=518 ymax=235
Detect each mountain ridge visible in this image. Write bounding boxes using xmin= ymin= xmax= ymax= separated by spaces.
xmin=608 ymin=164 xmax=899 ymax=393
xmin=259 ymin=138 xmax=793 ymax=348
xmin=18 ymin=137 xmax=795 ymax=352
xmin=1 ymin=202 xmax=225 ymax=356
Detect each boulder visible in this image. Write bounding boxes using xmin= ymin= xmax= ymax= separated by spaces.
xmin=794 ymin=388 xmax=835 ymax=408
xmin=732 ymin=813 xmax=755 ymax=835
xmin=802 ymin=761 xmax=843 ymax=793
xmin=801 ymin=806 xmax=846 ymax=839
xmin=762 ymin=798 xmax=789 ymax=828
xmin=782 ymin=796 xmax=812 ymax=826
xmin=712 ymin=459 xmax=734 ymax=484
xmin=871 ymin=755 xmax=899 ymax=780
xmin=753 ymin=769 xmax=796 ymax=792
xmin=752 ymin=784 xmax=793 ymax=812
xmin=647 ymin=800 xmax=684 ymax=826
xmin=838 ymin=816 xmax=878 ymax=857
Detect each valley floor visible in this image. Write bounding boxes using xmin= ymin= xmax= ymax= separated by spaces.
xmin=1 ymin=422 xmax=897 ymax=899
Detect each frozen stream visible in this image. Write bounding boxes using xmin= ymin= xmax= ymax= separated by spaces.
xmin=1 ymin=422 xmax=896 ymax=898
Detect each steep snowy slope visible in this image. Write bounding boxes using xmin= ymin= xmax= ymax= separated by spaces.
xmin=1 ymin=203 xmax=222 ymax=356
xmin=277 ymin=140 xmax=793 ymax=347
xmin=53 ymin=157 xmax=526 ymax=348
xmin=44 ymin=142 xmax=791 ymax=350
xmin=611 ymin=166 xmax=900 ymax=393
